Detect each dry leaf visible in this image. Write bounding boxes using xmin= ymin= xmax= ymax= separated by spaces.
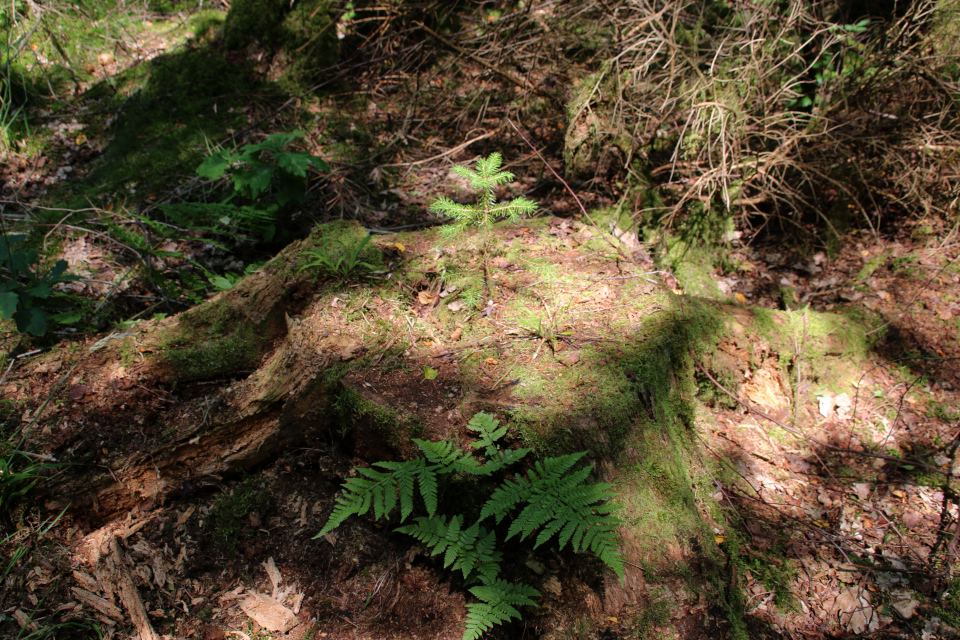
xmin=339 ymin=341 xmax=360 ymax=360
xmin=484 ymin=358 xmax=499 ymax=365
xmin=734 ymin=292 xmax=747 ymax=304
xmin=447 ymin=300 xmax=464 ymax=312
xmin=450 ymin=327 xmax=462 ymax=341
xmin=417 ymin=291 xmax=436 ymax=305
xmin=834 ymin=587 xmax=878 ymax=634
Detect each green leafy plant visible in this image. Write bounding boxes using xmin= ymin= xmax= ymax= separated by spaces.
xmin=198 ymin=130 xmax=328 ymax=207
xmin=297 ymin=233 xmax=377 ymax=279
xmin=517 ymin=305 xmax=572 ymax=354
xmin=429 ymin=152 xmax=537 ymax=235
xmin=0 ymin=450 xmax=59 ymax=521
xmin=316 ymin=412 xmax=623 ymax=640
xmin=0 ymin=232 xmax=82 ymax=336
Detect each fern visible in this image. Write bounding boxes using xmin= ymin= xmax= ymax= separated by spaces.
xmin=315 ymin=457 xmax=439 ymax=537
xmin=463 ymin=579 xmax=540 ymax=640
xmin=480 ymin=452 xmax=624 ymax=579
xmin=316 ymin=413 xmax=624 ymax=640
xmin=469 ymin=448 xmax=530 ymax=476
xmin=467 ymin=412 xmax=508 ymax=456
xmin=396 ymin=515 xmax=502 ymax=584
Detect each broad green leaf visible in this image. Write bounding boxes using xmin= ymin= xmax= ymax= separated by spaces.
xmin=14 ymin=307 xmax=46 ymax=336
xmin=423 ymin=365 xmax=439 ymax=380
xmin=0 ymin=292 xmax=18 ymax=318
xmin=197 ymin=151 xmax=233 ymax=180
xmin=233 ymin=166 xmax=275 ymax=199
xmin=275 ymin=151 xmax=314 ymax=178
xmin=28 ymin=284 xmax=52 ymax=299
xmin=209 ymin=275 xmax=234 ymax=291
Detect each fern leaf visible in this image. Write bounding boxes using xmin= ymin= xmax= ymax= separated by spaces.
xmin=315 ymin=458 xmax=434 ymax=537
xmin=470 ymin=448 xmax=530 ymax=476
xmin=417 ymin=463 xmax=439 ymax=516
xmin=396 ymin=516 xmax=503 ymax=582
xmin=463 ymin=579 xmax=539 ymax=640
xmin=479 ymin=452 xmax=624 ymax=578
xmin=415 ymin=439 xmax=465 ymax=468
xmin=466 ymin=412 xmax=508 ymax=455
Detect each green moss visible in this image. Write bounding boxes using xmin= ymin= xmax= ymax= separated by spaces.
xmin=222 ymin=0 xmax=339 ymax=88
xmin=293 ymin=220 xmax=383 ymax=279
xmin=209 ymin=476 xmax=269 ymax=555
xmin=331 ymin=385 xmax=424 ymax=449
xmin=934 ymin=576 xmax=960 ymax=628
xmin=663 ymin=235 xmax=723 ymax=298
xmin=47 ymin=50 xmax=256 ymax=211
xmin=165 ymin=324 xmax=260 ymax=380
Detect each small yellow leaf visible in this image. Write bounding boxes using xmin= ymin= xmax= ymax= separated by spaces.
xmin=75 ymin=133 xmax=88 ymax=145
xmin=529 ymin=244 xmax=544 ymax=250
xmin=417 ymin=291 xmax=435 ymax=305
xmin=715 ymin=535 xmax=725 ymax=545
xmin=606 ymin=617 xmax=618 ymax=624
xmin=734 ymin=292 xmax=747 ymax=304
xmin=484 ymin=357 xmax=499 ymax=365
xmin=423 ymin=366 xmax=438 ymax=380
xmin=394 ymin=242 xmax=405 ymax=252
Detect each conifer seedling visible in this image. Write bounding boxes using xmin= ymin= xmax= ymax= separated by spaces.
xmin=430 ymin=153 xmax=537 ymax=294
xmin=429 ymin=152 xmax=537 ymax=234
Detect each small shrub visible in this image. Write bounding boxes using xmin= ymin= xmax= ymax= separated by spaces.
xmin=0 ymin=232 xmax=82 ymax=336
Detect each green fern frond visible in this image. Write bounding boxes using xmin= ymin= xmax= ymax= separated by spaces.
xmin=415 ymin=438 xmax=465 ymax=467
xmin=470 ymin=448 xmax=531 ymax=476
xmin=479 ymin=452 xmax=624 ymax=578
xmin=467 ymin=412 xmax=507 ymax=455
xmin=464 ymin=579 xmax=540 ymax=640
xmin=396 ymin=515 xmax=502 ymax=582
xmin=315 ymin=457 xmax=447 ymax=537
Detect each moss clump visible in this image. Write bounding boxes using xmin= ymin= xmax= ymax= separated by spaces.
xmin=160 ymin=295 xmax=266 ymax=381
xmin=165 ymin=325 xmax=261 ymax=381
xmin=208 ymin=476 xmax=269 ymax=555
xmin=222 ymin=0 xmax=339 ymax=86
xmin=331 ymin=385 xmax=424 ymax=452
xmin=293 ymin=220 xmax=383 ymax=280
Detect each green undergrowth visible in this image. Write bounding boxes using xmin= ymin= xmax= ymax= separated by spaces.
xmin=48 ymin=48 xmax=259 ymax=211
xmin=208 ymin=475 xmax=269 ymax=556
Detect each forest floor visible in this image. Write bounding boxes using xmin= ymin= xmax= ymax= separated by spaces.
xmin=2 ymin=3 xmax=960 ymax=640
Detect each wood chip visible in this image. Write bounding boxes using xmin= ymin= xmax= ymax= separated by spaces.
xmin=71 ymin=587 xmax=124 ymax=621
xmin=240 ymin=592 xmax=298 ymax=632
xmin=72 ymin=570 xmax=101 ymax=593
xmin=263 ymin=557 xmax=282 ymax=597
xmin=176 ymin=505 xmax=196 ymax=527
xmin=105 ymin=537 xmax=161 ymax=640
